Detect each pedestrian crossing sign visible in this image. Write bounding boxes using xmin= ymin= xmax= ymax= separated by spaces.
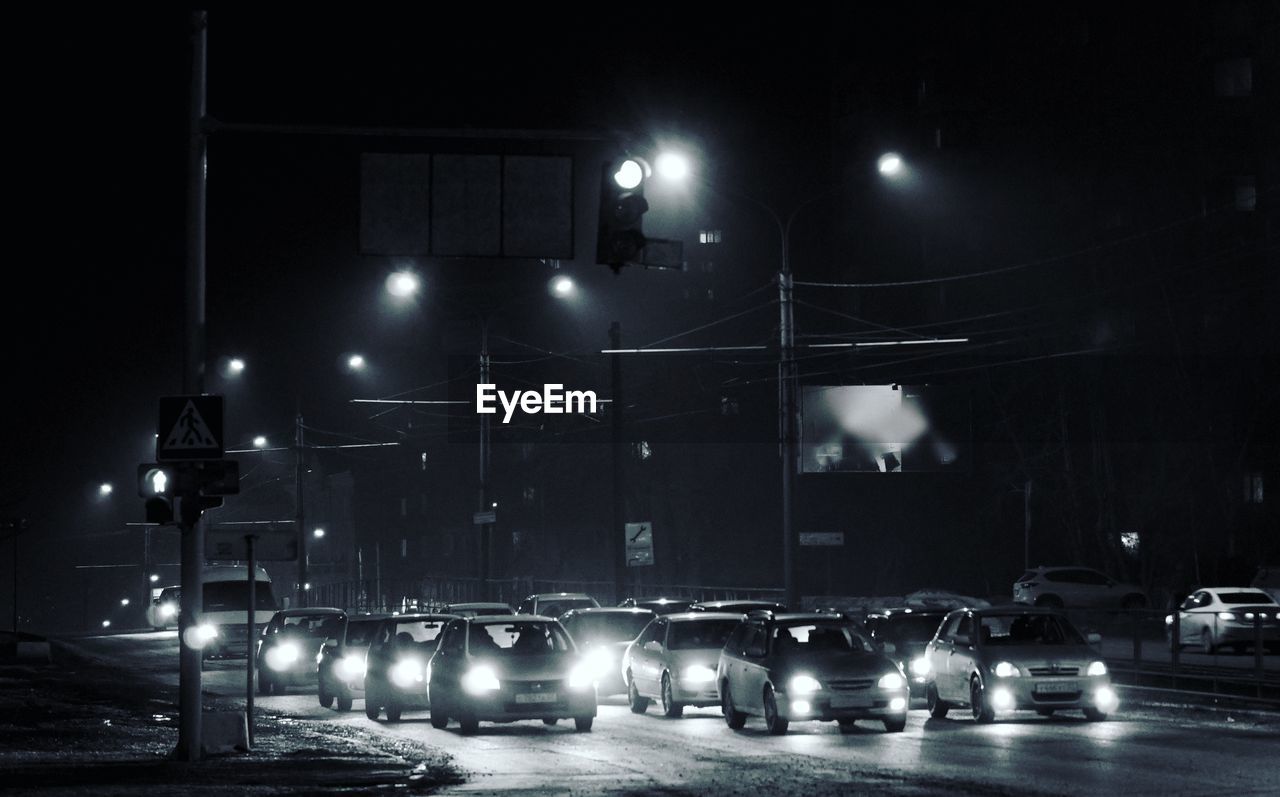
xmin=156 ymin=395 xmax=224 ymax=460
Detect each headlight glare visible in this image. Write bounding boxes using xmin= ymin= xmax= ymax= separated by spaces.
xmin=460 ymin=664 xmax=499 ymax=694
xmin=585 ymin=646 xmax=614 ymax=680
xmin=265 ymin=642 xmax=300 ymax=671
xmin=1086 ymin=661 xmax=1108 ymax=677
xmin=568 ymin=661 xmax=595 ymax=690
xmin=789 ymin=674 xmax=822 ymax=694
xmin=159 ymin=603 xmax=177 ymax=619
xmin=909 ymin=657 xmax=931 ymax=676
xmin=682 ymin=664 xmax=717 ymax=683
xmin=391 ymin=658 xmax=426 ymax=689
xmin=336 ymin=654 xmax=366 ymax=679
xmin=1217 ymin=612 xmax=1235 ymax=620
xmin=877 ymin=672 xmax=905 ymax=690
xmin=993 ymin=661 xmax=1019 ymax=678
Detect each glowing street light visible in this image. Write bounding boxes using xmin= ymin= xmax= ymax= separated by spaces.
xmin=313 ymin=527 xmax=325 ymax=539
xmin=120 ymin=598 xmax=131 ymax=607
xmin=550 ymin=275 xmax=575 ymax=297
xmin=150 ymin=574 xmax=160 ymax=583
xmin=347 ymin=354 xmax=366 ymax=371
xmin=228 ymin=358 xmax=246 ymax=375
xmin=385 ymin=271 xmax=420 ymax=298
xmin=877 ymin=152 xmax=904 ymax=177
xmin=253 ymin=436 xmax=268 ymax=449
xmin=102 ymin=620 xmax=111 ymax=628
xmin=655 ymin=151 xmax=690 ymax=181
xmin=98 ymin=483 xmax=114 ymax=497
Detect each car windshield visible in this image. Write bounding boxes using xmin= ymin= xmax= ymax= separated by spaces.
xmin=980 ymin=613 xmax=1085 ymax=646
xmin=393 ymin=620 xmax=447 ymax=645
xmin=282 ymin=614 xmax=344 ymax=638
xmin=1218 ymin=592 xmax=1276 ymax=605
xmin=565 ymin=613 xmax=652 ymax=643
xmin=344 ymin=620 xmax=380 ymax=646
xmin=203 ymin=580 xmax=278 ymax=612
xmin=669 ymin=619 xmax=741 ymax=650
xmin=881 ymin=615 xmax=948 ymax=643
xmin=158 ymin=588 xmax=180 ymax=603
xmin=772 ymin=622 xmax=875 ymax=653
xmin=536 ymin=598 xmax=596 ymax=617
xmin=469 ymin=622 xmax=572 ymax=656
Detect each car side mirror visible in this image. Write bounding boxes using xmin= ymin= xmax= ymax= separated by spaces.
xmin=1087 ymin=632 xmax=1102 ymax=646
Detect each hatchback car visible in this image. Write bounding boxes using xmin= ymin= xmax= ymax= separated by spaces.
xmin=689 ymin=599 xmax=789 ymax=614
xmin=1012 ymin=566 xmax=1147 ymax=609
xmin=146 ymin=586 xmax=180 ymax=631
xmin=256 ymin=608 xmax=346 ymax=695
xmin=443 ymin=602 xmax=514 ymax=618
xmin=515 ymin=592 xmax=600 ymax=618
xmin=623 ymin=611 xmax=743 ymax=717
xmin=559 ymin=607 xmax=656 ymax=696
xmin=718 ymin=612 xmax=909 ymax=735
xmin=618 ymin=597 xmax=694 ymax=615
xmin=316 ymin=613 xmax=387 ymax=711
xmin=1166 ymin=587 xmax=1279 ymax=653
xmin=923 ymin=607 xmax=1117 ymax=723
xmin=427 ymin=615 xmax=598 ymax=733
xmin=863 ymin=608 xmax=950 ymax=700
xmin=363 ymin=613 xmax=457 ymax=721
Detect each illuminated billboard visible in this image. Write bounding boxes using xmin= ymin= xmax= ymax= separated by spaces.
xmin=800 ymin=385 xmax=969 ymax=473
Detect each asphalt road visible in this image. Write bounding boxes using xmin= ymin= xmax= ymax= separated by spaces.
xmin=69 ymin=632 xmax=1280 ymax=796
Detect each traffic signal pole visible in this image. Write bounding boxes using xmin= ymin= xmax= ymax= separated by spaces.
xmin=610 ymin=322 xmax=625 ymax=604
xmin=176 ymin=9 xmax=208 ymax=762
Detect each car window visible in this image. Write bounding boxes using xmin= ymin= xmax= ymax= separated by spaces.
xmin=1217 ymin=591 xmax=1276 ymax=605
xmin=393 ymin=620 xmax=447 ymax=645
xmin=938 ymin=614 xmax=961 ymax=642
xmin=536 ymin=598 xmax=597 ymax=617
xmin=669 ymin=619 xmax=740 ymax=650
xmin=1043 ymin=570 xmax=1071 ymax=583
xmin=344 ymin=620 xmax=379 ymax=647
xmin=724 ymin=623 xmax=750 ymax=652
xmin=1193 ymin=591 xmax=1212 ymax=608
xmin=771 ymin=622 xmax=875 ymax=653
xmin=283 ymin=614 xmax=344 ymax=637
xmin=1079 ymin=570 xmax=1111 ymax=585
xmin=956 ymin=615 xmax=974 ymax=643
xmin=980 ymin=613 xmax=1085 ymax=646
xmin=1016 ymin=571 xmax=1037 ymax=583
xmin=563 ymin=612 xmax=654 ymax=643
xmin=468 ymin=621 xmax=572 ymax=655
xmin=742 ymin=625 xmax=768 ymax=657
xmin=883 ymin=614 xmax=948 ymax=644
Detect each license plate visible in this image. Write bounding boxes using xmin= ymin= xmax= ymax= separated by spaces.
xmin=1034 ymin=681 xmax=1078 ymax=694
xmin=515 ymin=692 xmax=557 ymax=704
xmin=830 ymin=695 xmax=871 ymax=709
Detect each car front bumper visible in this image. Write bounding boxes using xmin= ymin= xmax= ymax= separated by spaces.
xmin=672 ymin=679 xmax=721 ymax=706
xmin=779 ymin=687 xmax=910 ymax=721
xmin=459 ymin=686 xmax=597 ymax=721
xmin=987 ymin=675 xmax=1117 ymax=712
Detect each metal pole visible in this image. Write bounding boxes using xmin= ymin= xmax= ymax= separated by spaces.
xmin=11 ymin=533 xmax=16 ymax=634
xmin=296 ymin=411 xmax=306 ymax=607
xmin=142 ymin=527 xmax=151 ymax=625
xmin=245 ymin=534 xmax=255 ymax=748
xmin=779 ymin=267 xmax=798 ymax=610
xmin=610 ymin=322 xmax=625 ymax=604
xmin=1023 ymin=479 xmax=1032 ymax=571
xmin=478 ymin=320 xmax=492 ymax=601
xmin=177 ymin=8 xmax=208 ymax=763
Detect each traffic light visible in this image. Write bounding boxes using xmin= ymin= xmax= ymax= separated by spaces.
xmin=596 ymin=157 xmax=650 ymax=272
xmin=138 ymin=464 xmax=176 ymax=525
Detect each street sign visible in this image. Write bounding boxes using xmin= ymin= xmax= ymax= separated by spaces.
xmin=206 ymin=524 xmax=298 ymax=561
xmin=157 ymin=395 xmax=224 ymax=461
xmin=473 ymin=510 xmax=497 ymax=525
xmin=799 ymin=532 xmax=844 ymax=546
xmin=625 ymin=521 xmax=654 ymax=567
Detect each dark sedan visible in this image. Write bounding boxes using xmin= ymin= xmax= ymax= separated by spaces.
xmin=363 ymin=613 xmax=456 ymax=721
xmin=559 ymin=607 xmax=656 ymax=696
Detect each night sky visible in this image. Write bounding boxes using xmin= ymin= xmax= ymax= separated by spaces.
xmin=4 ymin=4 xmax=1276 ymax=630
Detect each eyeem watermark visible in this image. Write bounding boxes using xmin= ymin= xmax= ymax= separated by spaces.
xmin=476 ymin=384 xmax=599 ymax=424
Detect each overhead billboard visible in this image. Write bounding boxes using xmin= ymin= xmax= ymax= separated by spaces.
xmin=800 ymin=385 xmax=969 ymax=473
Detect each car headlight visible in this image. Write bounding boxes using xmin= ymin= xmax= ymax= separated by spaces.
xmin=910 ymin=657 xmax=931 ymax=677
xmin=460 ymin=664 xmax=500 ymax=694
xmin=584 ymin=646 xmax=615 ymax=680
xmin=265 ymin=642 xmax=300 ymax=671
xmin=1086 ymin=661 xmax=1108 ymax=677
xmin=993 ymin=661 xmax=1019 ymax=678
xmin=159 ymin=603 xmax=177 ymax=619
xmin=197 ymin=623 xmax=218 ymax=640
xmin=1217 ymin=612 xmax=1235 ymax=621
xmin=682 ymin=664 xmax=717 ymax=683
xmin=877 ymin=672 xmax=905 ymax=690
xmin=567 ymin=661 xmax=595 ymax=690
xmin=391 ymin=658 xmax=426 ymax=689
xmin=336 ymin=654 xmax=366 ymax=680
xmin=1164 ymin=614 xmax=1173 ymax=625
xmin=789 ymin=674 xmax=822 ymax=694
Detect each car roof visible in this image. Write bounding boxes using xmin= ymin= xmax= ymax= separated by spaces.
xmin=665 ymin=611 xmax=745 ymax=622
xmin=627 ymin=596 xmax=689 ymax=603
xmin=693 ymin=600 xmax=784 ymax=607
xmin=275 ymin=607 xmax=345 ymax=617
xmin=446 ymin=602 xmax=511 ymax=608
xmin=1203 ymin=587 xmax=1272 ymax=596
xmin=871 ymin=607 xmax=951 ymax=617
xmin=754 ymin=612 xmax=848 ymax=623
xmin=528 ymin=592 xmax=594 ymax=599
xmin=967 ymin=606 xmax=1062 ymax=616
xmin=562 ymin=607 xmax=653 ymax=616
xmin=467 ymin=614 xmax=558 ymax=623
xmin=384 ymin=613 xmax=458 ymax=622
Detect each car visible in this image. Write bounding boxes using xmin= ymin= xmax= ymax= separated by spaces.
xmin=922 ymin=607 xmax=1117 ymax=723
xmin=618 ymin=597 xmax=694 ymax=615
xmin=256 ymin=608 xmax=346 ymax=695
xmin=514 ymin=592 xmax=600 ymax=618
xmin=1012 ymin=566 xmax=1147 ymax=609
xmin=558 ymin=607 xmax=656 ymax=696
xmin=426 ymin=614 xmax=598 ymax=733
xmin=1165 ymin=587 xmax=1279 ymax=653
xmin=688 ymin=599 xmax=789 ymax=614
xmin=622 ymin=611 xmax=744 ymax=717
xmin=363 ymin=613 xmax=457 ymax=721
xmin=443 ymin=602 xmax=515 ymax=617
xmin=1251 ymin=566 xmax=1280 ymax=605
xmin=146 ymin=586 xmax=180 ymax=631
xmin=317 ymin=613 xmax=389 ymax=711
xmin=863 ymin=608 xmax=951 ymax=699
xmin=197 ymin=565 xmax=279 ymax=659
xmin=717 ymin=612 xmax=909 ymax=735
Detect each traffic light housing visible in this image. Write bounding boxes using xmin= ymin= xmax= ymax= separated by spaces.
xmin=136 ymin=461 xmax=238 ymax=525
xmin=138 ymin=464 xmax=176 ymax=524
xmin=596 ymin=157 xmax=650 ymax=272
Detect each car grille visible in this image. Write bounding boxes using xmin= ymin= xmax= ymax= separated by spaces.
xmin=825 ymin=678 xmax=874 ymax=692
xmin=1027 ymin=666 xmax=1078 ymax=677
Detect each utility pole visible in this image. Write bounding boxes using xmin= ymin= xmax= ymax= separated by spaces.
xmin=295 ymin=411 xmax=306 ymax=607
xmin=176 ymin=8 xmax=208 ymax=763
xmin=478 ymin=320 xmax=492 ymax=601
xmin=779 ymin=267 xmax=798 ymax=611
xmin=610 ymin=322 xmax=625 ymax=604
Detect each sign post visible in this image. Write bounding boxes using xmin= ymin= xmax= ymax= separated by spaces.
xmin=625 ymin=522 xmax=654 ymax=567
xmin=245 ymin=534 xmax=255 ymax=748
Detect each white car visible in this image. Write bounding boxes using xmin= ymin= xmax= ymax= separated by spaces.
xmin=146 ymin=586 xmax=180 ymax=630
xmin=1166 ymin=588 xmax=1280 ymax=654
xmin=1012 ymin=566 xmax=1147 ymax=609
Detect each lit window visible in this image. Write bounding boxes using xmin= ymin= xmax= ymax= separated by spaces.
xmin=699 ymin=229 xmax=722 ymax=244
xmin=1214 ymin=57 xmax=1252 ymax=97
xmin=1234 ymin=176 xmax=1256 ymax=211
xmin=634 ymin=441 xmax=652 ymax=460
xmin=1244 ymin=473 xmax=1264 ymax=504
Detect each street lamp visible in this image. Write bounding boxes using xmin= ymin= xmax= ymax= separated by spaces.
xmin=347 ymin=354 xmax=366 ymax=371
xmin=385 ymin=270 xmax=420 ymax=298
xmin=877 ymin=152 xmax=904 ymax=177
xmin=253 ymin=436 xmax=267 ymax=449
xmin=655 ymin=151 xmax=690 ymax=181
xmin=150 ymin=574 xmax=160 ymax=583
xmin=98 ymin=483 xmax=114 ymax=497
xmin=120 ymin=598 xmax=130 ymax=607
xmin=313 ymin=527 xmax=325 ymax=539
xmin=228 ymin=357 xmax=246 ymax=374
xmin=549 ymin=275 xmax=575 ymax=298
